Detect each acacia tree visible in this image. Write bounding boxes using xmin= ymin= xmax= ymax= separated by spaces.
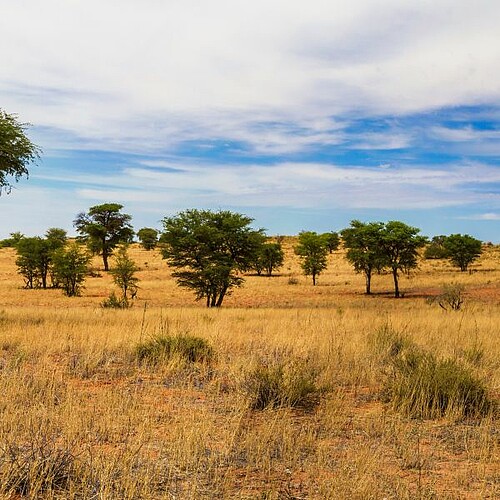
xmin=45 ymin=228 xmax=67 ymax=287
xmin=253 ymin=242 xmax=284 ymax=276
xmin=0 ymin=109 xmax=40 ymax=193
xmin=160 ymin=209 xmax=265 ymax=307
xmin=110 ymin=245 xmax=139 ymax=301
xmin=443 ymin=234 xmax=482 ymax=271
xmin=14 ymin=230 xmax=67 ymax=289
xmin=341 ymin=220 xmax=386 ymax=294
xmin=323 ymin=231 xmax=340 ymax=254
xmin=379 ymin=221 xmax=427 ymax=298
xmin=137 ymin=227 xmax=159 ymax=250
xmin=51 ymin=242 xmax=91 ymax=297
xmin=74 ymin=203 xmax=134 ymax=271
xmin=295 ymin=231 xmax=328 ymax=285
xmin=15 ymin=237 xmax=48 ymax=289
xmin=424 ymin=235 xmax=449 ymax=259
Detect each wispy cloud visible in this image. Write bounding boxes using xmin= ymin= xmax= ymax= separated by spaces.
xmin=458 ymin=213 xmax=500 ymax=221
xmin=1 ymin=1 xmax=500 ymax=154
xmin=31 ymin=159 xmax=500 ymax=211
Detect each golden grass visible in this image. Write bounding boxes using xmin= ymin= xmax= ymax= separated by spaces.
xmin=0 ymin=242 xmax=498 ymax=498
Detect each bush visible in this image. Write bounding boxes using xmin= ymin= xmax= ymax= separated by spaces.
xmin=51 ymin=242 xmax=91 ymax=297
xmin=136 ymin=334 xmax=213 ymax=365
xmin=384 ymin=351 xmax=492 ymax=419
xmin=242 ymin=358 xmax=318 ymax=410
xmin=426 ymin=282 xmax=465 ymax=311
xmin=101 ymin=291 xmax=131 ymax=309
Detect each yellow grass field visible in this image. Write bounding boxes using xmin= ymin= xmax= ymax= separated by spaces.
xmin=0 ymin=241 xmax=498 ymax=499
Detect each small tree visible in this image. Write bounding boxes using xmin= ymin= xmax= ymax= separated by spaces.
xmin=15 ymin=237 xmax=52 ymax=289
xmin=51 ymin=242 xmax=91 ymax=297
xmin=161 ymin=209 xmax=265 ymax=307
xmin=443 ymin=234 xmax=482 ymax=272
xmin=295 ymin=231 xmax=328 ymax=285
xmin=45 ymin=228 xmax=67 ymax=287
xmin=45 ymin=228 xmax=67 ymax=249
xmin=424 ymin=235 xmax=450 ymax=259
xmin=253 ymin=242 xmax=284 ymax=276
xmin=323 ymin=231 xmax=340 ymax=254
xmin=0 ymin=109 xmax=40 ymax=193
xmin=379 ymin=221 xmax=427 ymax=298
xmin=0 ymin=231 xmax=25 ymax=248
xmin=73 ymin=203 xmax=134 ymax=271
xmin=137 ymin=227 xmax=159 ymax=250
xmin=341 ymin=220 xmax=386 ymax=294
xmin=110 ymin=245 xmax=139 ymax=302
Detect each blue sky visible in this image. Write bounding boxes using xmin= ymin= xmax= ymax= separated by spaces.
xmin=1 ymin=0 xmax=499 ymax=241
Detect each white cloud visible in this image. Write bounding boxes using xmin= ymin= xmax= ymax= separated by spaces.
xmin=30 ymin=159 xmax=500 ymax=211
xmin=459 ymin=213 xmax=500 ymax=221
xmin=1 ymin=0 xmax=499 ymax=153
xmin=431 ymin=126 xmax=500 ymax=142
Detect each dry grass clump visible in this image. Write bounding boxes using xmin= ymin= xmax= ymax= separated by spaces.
xmin=0 ymin=434 xmax=78 ymax=497
xmin=136 ymin=334 xmax=214 ymax=365
xmin=384 ymin=351 xmax=493 ymax=420
xmin=371 ymin=325 xmax=495 ymax=420
xmin=241 ymin=355 xmax=319 ymax=410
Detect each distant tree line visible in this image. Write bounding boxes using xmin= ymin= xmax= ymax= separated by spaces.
xmin=1 ymin=203 xmax=486 ymax=305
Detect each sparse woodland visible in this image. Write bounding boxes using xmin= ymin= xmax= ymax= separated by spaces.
xmin=0 ymin=237 xmax=498 ymax=499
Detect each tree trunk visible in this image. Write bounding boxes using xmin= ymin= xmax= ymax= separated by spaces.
xmin=365 ymin=271 xmax=372 ymax=294
xmin=215 ymin=284 xmax=228 ymax=307
xmin=392 ymin=267 xmax=400 ymax=298
xmin=312 ymin=272 xmax=316 ymax=286
xmin=103 ymin=251 xmax=109 ymax=271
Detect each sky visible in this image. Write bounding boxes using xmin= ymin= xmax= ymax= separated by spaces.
xmin=1 ymin=0 xmax=499 ymax=241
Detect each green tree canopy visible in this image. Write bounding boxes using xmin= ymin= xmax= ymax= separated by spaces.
xmin=341 ymin=220 xmax=386 ymax=294
xmin=15 ymin=237 xmax=50 ymax=289
xmin=160 ymin=209 xmax=265 ymax=307
xmin=110 ymin=245 xmax=139 ymax=301
xmin=295 ymin=231 xmax=328 ymax=285
xmin=73 ymin=203 xmax=134 ymax=271
xmin=137 ymin=227 xmax=159 ymax=250
xmin=424 ymin=235 xmax=450 ymax=259
xmin=322 ymin=231 xmax=340 ymax=254
xmin=51 ymin=242 xmax=91 ymax=297
xmin=15 ymin=230 xmax=68 ymax=289
xmin=0 ymin=109 xmax=40 ymax=192
xmin=45 ymin=227 xmax=68 ymax=250
xmin=379 ymin=221 xmax=427 ymax=298
xmin=253 ymin=242 xmax=285 ymax=276
xmin=443 ymin=234 xmax=482 ymax=272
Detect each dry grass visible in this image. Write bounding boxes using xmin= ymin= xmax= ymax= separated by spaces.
xmin=0 ymin=242 xmax=498 ymax=498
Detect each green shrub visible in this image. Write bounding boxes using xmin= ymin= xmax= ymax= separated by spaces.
xmin=136 ymin=334 xmax=213 ymax=365
xmin=101 ymin=291 xmax=131 ymax=309
xmin=242 ymin=358 xmax=318 ymax=410
xmin=384 ymin=351 xmax=492 ymax=419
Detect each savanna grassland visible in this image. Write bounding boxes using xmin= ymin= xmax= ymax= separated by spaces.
xmin=0 ymin=239 xmax=498 ymax=499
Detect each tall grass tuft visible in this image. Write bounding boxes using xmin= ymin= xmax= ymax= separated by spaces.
xmin=242 ymin=358 xmax=318 ymax=410
xmin=0 ymin=437 xmax=77 ymax=497
xmin=135 ymin=334 xmax=213 ymax=365
xmin=384 ymin=351 xmax=493 ymax=419
xmin=369 ymin=323 xmax=415 ymax=365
